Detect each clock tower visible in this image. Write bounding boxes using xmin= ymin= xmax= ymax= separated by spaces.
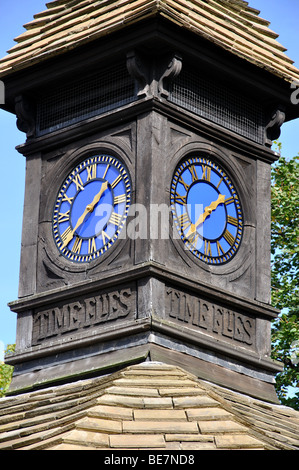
xmin=1 ymin=0 xmax=298 ymax=403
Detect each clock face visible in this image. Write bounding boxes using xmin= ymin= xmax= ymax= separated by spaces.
xmin=170 ymin=156 xmax=243 ymax=265
xmin=52 ymin=155 xmax=131 ymax=263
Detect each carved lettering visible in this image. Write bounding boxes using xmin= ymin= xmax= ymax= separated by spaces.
xmin=166 ymin=287 xmax=255 ymax=348
xmin=212 ymin=306 xmax=224 ymax=335
xmin=68 ymin=302 xmax=82 ymax=332
xmin=53 ymin=306 xmax=65 ymax=333
xmin=84 ymin=297 xmax=96 ymax=326
xmin=222 ymin=310 xmax=234 ymax=339
xmin=234 ymin=315 xmax=254 ymax=345
xmin=199 ymin=302 xmax=209 ymax=330
xmin=34 ymin=311 xmax=49 ymax=340
xmin=167 ymin=288 xmax=180 ymax=319
xmin=33 ymin=286 xmax=136 ymax=344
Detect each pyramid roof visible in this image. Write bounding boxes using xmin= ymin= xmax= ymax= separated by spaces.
xmin=1 ymin=363 xmax=299 ymax=450
xmin=0 ymin=0 xmax=298 ymax=82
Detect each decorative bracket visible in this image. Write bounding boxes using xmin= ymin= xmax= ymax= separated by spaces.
xmin=127 ymin=50 xmax=183 ymax=101
xmin=264 ymin=105 xmax=285 ymax=147
xmin=126 ymin=50 xmax=151 ymax=99
xmin=158 ymin=53 xmax=182 ymax=98
xmin=15 ymin=94 xmax=36 ymax=139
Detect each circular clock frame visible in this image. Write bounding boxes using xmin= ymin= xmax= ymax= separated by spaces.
xmin=170 ymin=155 xmax=243 ymax=265
xmin=52 ymin=154 xmax=131 ymax=263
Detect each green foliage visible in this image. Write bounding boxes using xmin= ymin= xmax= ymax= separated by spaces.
xmin=271 ymin=149 xmax=299 ymax=309
xmin=271 ymin=310 xmax=299 ymax=408
xmin=0 ymin=344 xmax=15 ymax=398
xmin=271 ymin=148 xmax=299 ymax=409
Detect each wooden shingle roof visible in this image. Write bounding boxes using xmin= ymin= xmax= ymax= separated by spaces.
xmin=0 ymin=0 xmax=298 ymax=82
xmin=1 ymin=363 xmax=299 ymax=450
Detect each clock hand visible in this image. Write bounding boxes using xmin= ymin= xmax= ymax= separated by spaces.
xmin=186 ymin=194 xmax=225 ymax=238
xmin=85 ymin=180 xmax=109 ymax=214
xmin=72 ymin=181 xmax=109 ymax=235
xmin=62 ymin=180 xmax=109 ymax=248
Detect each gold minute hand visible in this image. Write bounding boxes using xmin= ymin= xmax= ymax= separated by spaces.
xmin=186 ymin=194 xmax=225 ymax=238
xmin=62 ymin=180 xmax=109 ymax=248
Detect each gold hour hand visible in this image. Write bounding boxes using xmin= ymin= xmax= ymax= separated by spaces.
xmin=62 ymin=180 xmax=109 ymax=248
xmin=186 ymin=194 xmax=225 ymax=237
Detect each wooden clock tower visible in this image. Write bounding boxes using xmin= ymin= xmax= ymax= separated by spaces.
xmin=1 ymin=0 xmax=299 ymax=403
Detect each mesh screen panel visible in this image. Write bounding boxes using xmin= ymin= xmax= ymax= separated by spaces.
xmin=36 ymin=60 xmax=264 ymax=143
xmin=169 ymin=67 xmax=264 ymax=144
xmin=37 ymin=62 xmax=135 ymax=135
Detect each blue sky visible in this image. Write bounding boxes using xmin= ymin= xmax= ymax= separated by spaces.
xmin=0 ymin=0 xmax=299 ymax=361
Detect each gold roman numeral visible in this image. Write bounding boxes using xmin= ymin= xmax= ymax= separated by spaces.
xmin=223 ymin=229 xmax=235 ymax=246
xmin=216 ymin=177 xmax=223 ymax=189
xmin=178 ymin=177 xmax=190 ymax=191
xmin=102 ymin=230 xmax=111 ymax=245
xmin=58 ymin=210 xmax=70 ymax=223
xmin=61 ymin=194 xmax=74 ymax=204
xmin=88 ymin=237 xmax=97 ymax=254
xmin=73 ymin=174 xmax=84 ymax=191
xmin=114 ymin=194 xmax=126 ymax=205
xmin=109 ymin=212 xmax=122 ymax=226
xmin=204 ymin=240 xmax=212 ymax=256
xmin=224 ymin=196 xmax=235 ymax=205
xmin=217 ymin=240 xmax=225 ymax=256
xmin=189 ymin=165 xmax=198 ymax=182
xmin=102 ymin=164 xmax=109 ymax=179
xmin=61 ymin=226 xmax=73 ymax=247
xmin=111 ymin=175 xmax=122 ymax=189
xmin=201 ymin=165 xmax=211 ymax=182
xmin=73 ymin=237 xmax=82 ymax=254
xmin=175 ymin=192 xmax=187 ymax=205
xmin=188 ymin=231 xmax=199 ymax=246
xmin=87 ymin=163 xmax=97 ymax=181
xmin=179 ymin=212 xmax=191 ymax=232
xmin=227 ymin=215 xmax=238 ymax=226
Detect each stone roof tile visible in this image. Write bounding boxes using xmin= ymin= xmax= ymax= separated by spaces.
xmin=0 ymin=0 xmax=298 ymax=82
xmin=1 ymin=362 xmax=299 ymax=450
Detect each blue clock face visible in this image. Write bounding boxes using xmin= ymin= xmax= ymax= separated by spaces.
xmin=170 ymin=156 xmax=243 ymax=265
xmin=53 ymin=155 xmax=131 ymax=263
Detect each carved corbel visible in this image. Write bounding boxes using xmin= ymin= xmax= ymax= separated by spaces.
xmin=15 ymin=94 xmax=36 ymax=139
xmin=264 ymin=105 xmax=285 ymax=147
xmin=158 ymin=53 xmax=182 ymax=98
xmin=126 ymin=50 xmax=151 ymax=98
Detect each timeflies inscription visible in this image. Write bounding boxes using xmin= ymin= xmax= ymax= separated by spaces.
xmin=166 ymin=287 xmax=255 ymax=348
xmin=32 ymin=285 xmax=136 ymax=344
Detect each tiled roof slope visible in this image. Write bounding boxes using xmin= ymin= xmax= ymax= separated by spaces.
xmin=0 ymin=363 xmax=299 ymax=450
xmin=0 ymin=0 xmax=298 ymax=82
